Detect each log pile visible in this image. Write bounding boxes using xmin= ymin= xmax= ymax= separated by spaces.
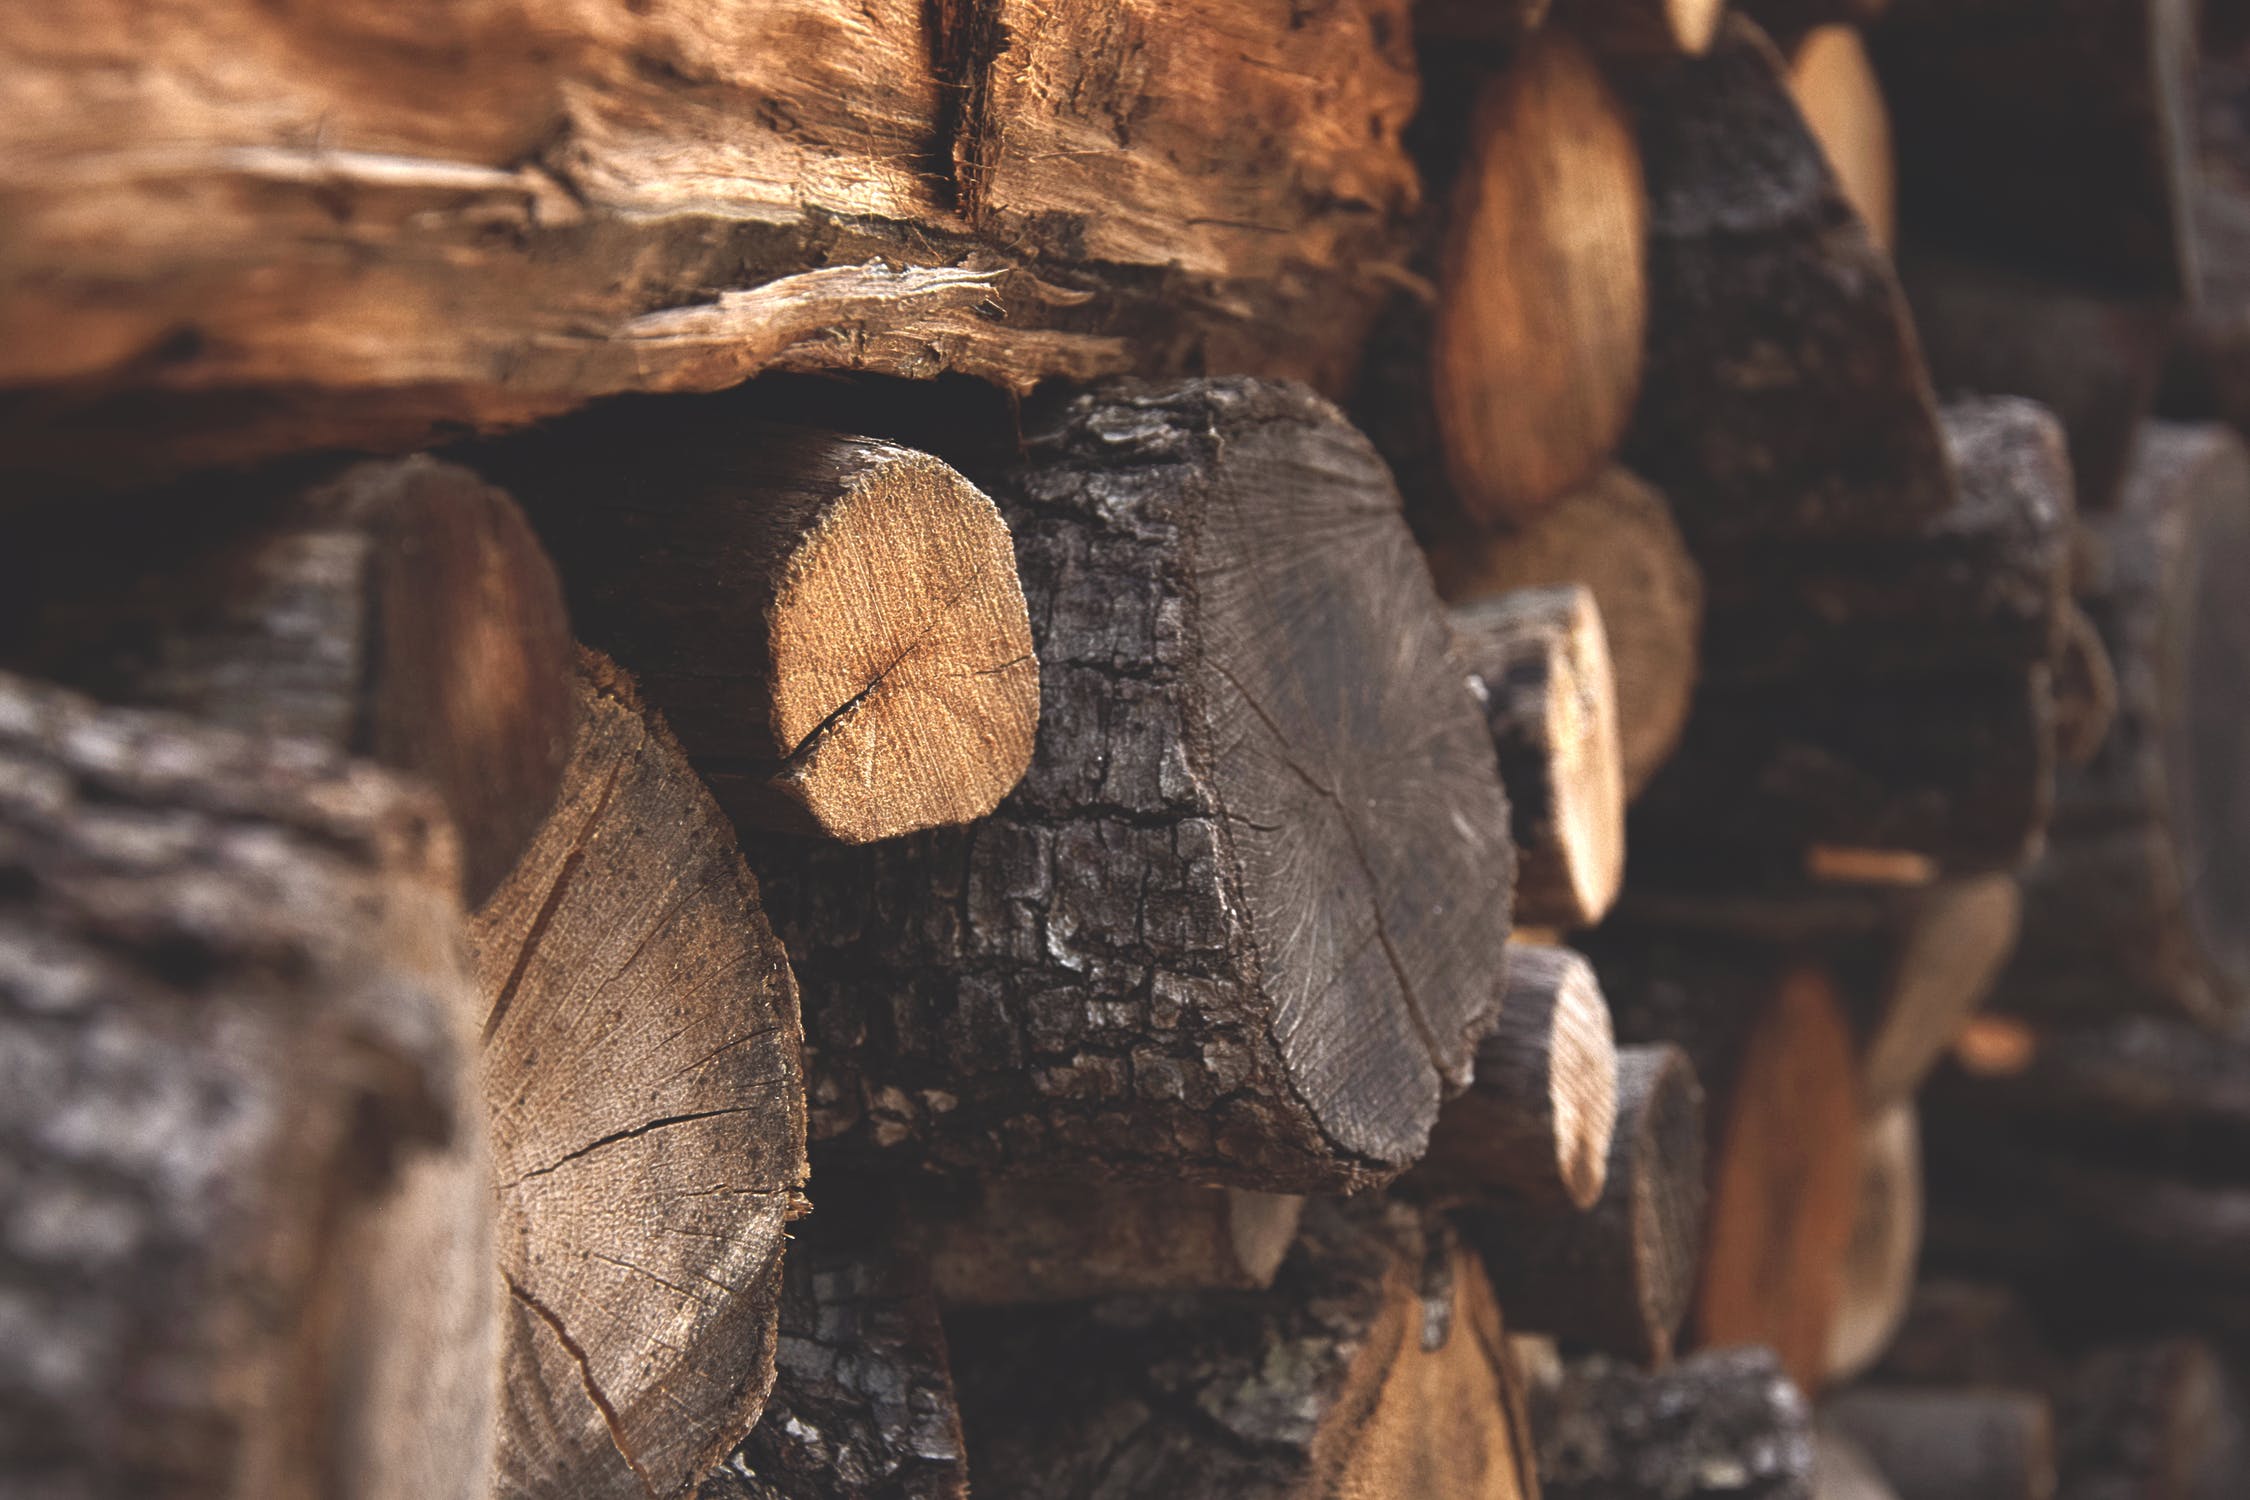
xmin=7 ymin=1 xmax=2250 ymax=1498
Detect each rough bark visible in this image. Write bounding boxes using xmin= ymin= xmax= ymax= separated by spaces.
xmin=1935 ymin=1013 xmax=2250 ymax=1160
xmin=1824 ymin=1389 xmax=2058 ymax=1500
xmin=1413 ymin=943 xmax=1620 ymax=1209
xmin=1994 ymin=423 xmax=2250 ymax=1021
xmin=700 ymin=1218 xmax=966 ymax=1500
xmin=474 ymin=412 xmax=1039 ymax=844
xmin=1459 ymin=1043 xmax=1708 ymax=1365
xmin=0 ymin=671 xmax=493 ymax=1500
xmin=1452 ymin=587 xmax=1626 ymax=927
xmin=759 ymin=378 xmax=1516 ymax=1192
xmin=0 ymin=455 xmax=575 ymax=903
xmin=923 ymin=1181 xmax=1305 ymax=1305
xmin=1534 ymin=1348 xmax=1817 ymax=1500
xmin=1826 ymin=1104 xmax=1924 ymax=1383
xmin=1427 ymin=466 xmax=1705 ymax=798
xmin=468 ymin=651 xmax=810 ymax=1500
xmin=2056 ymin=1340 xmax=2226 ymax=1500
xmin=1787 ymin=24 xmax=1896 ymax=249
xmin=952 ymin=1200 xmax=1538 ymax=1500
xmin=1870 ymin=0 xmax=2200 ymax=299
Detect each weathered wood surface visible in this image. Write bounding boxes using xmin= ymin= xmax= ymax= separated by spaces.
xmin=1428 ymin=465 xmax=1703 ymax=798
xmin=0 ymin=0 xmax=1420 ymax=482
xmin=0 ymin=455 xmax=575 ymax=902
xmin=0 ymin=671 xmax=493 ymax=1500
xmin=1460 ymin=1043 xmax=1708 ymax=1365
xmin=953 ymin=1201 xmax=1538 ymax=1500
xmin=1535 ymin=1348 xmax=1816 ymax=1500
xmin=1826 ymin=1103 xmax=1923 ymax=1382
xmin=468 ymin=652 xmax=809 ymax=1500
xmin=760 ymin=378 xmax=1515 ymax=1192
xmin=476 ymin=413 xmax=1039 ymax=844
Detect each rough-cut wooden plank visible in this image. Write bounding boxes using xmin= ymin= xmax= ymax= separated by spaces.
xmin=0 ymin=671 xmax=492 ymax=1500
xmin=1427 ymin=466 xmax=1704 ymax=798
xmin=1535 ymin=1348 xmax=1816 ymax=1500
xmin=700 ymin=1216 xmax=966 ymax=1500
xmin=468 ymin=651 xmax=808 ymax=1500
xmin=0 ymin=0 xmax=1418 ymax=482
xmin=760 ymin=378 xmax=1516 ymax=1193
xmin=0 ymin=455 xmax=575 ymax=903
xmin=475 ymin=412 xmax=1037 ymax=844
xmin=952 ymin=1201 xmax=1538 ymax=1500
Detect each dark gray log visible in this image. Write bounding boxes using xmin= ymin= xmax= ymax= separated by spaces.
xmin=758 ymin=377 xmax=1516 ymax=1193
xmin=1824 ymin=1388 xmax=2057 ymax=1500
xmin=0 ymin=671 xmax=493 ymax=1500
xmin=1534 ymin=1348 xmax=1816 ymax=1500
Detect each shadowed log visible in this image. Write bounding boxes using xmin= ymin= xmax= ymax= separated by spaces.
xmin=1428 ymin=466 xmax=1704 ymax=798
xmin=1534 ymin=1348 xmax=1817 ymax=1499
xmin=1560 ymin=0 xmax=1727 ymax=56
xmin=759 ymin=378 xmax=1516 ymax=1192
xmin=2057 ymin=1340 xmax=2226 ymax=1500
xmin=1413 ymin=943 xmax=1620 ymax=1209
xmin=0 ymin=455 xmax=575 ymax=903
xmin=468 ymin=652 xmax=809 ymax=1500
xmin=1459 ymin=1043 xmax=1707 ymax=1365
xmin=1825 ymin=1389 xmax=2057 ymax=1500
xmin=1826 ymin=1103 xmax=1924 ymax=1382
xmin=952 ymin=1201 xmax=1538 ymax=1500
xmin=476 ymin=413 xmax=1039 ymax=844
xmin=0 ymin=671 xmax=493 ymax=1500
xmin=924 ymin=1181 xmax=1305 ymax=1305
xmin=1417 ymin=0 xmax=1554 ymax=41
xmin=1452 ymin=587 xmax=1626 ymax=927
xmin=1816 ymin=1429 xmax=1903 ymax=1500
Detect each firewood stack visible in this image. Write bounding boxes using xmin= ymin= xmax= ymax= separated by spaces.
xmin=4 ymin=2 xmax=2248 ymax=1498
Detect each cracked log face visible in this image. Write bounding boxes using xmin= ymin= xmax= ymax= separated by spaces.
xmin=486 ymin=417 xmax=1039 ymax=844
xmin=0 ymin=672 xmax=493 ymax=1500
xmin=468 ymin=652 xmax=809 ymax=1500
xmin=762 ymin=377 xmax=1515 ymax=1191
xmin=0 ymin=0 xmax=1416 ymax=481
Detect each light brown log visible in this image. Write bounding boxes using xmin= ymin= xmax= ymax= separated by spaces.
xmin=468 ymin=651 xmax=809 ymax=1500
xmin=0 ymin=455 xmax=575 ymax=903
xmin=1694 ymin=967 xmax=1864 ymax=1394
xmin=1787 ymin=25 xmax=1896 ymax=249
xmin=952 ymin=1201 xmax=1538 ymax=1500
xmin=0 ymin=671 xmax=492 ymax=1500
xmin=0 ymin=0 xmax=1419 ymax=482
xmin=1432 ymin=29 xmax=1647 ymax=524
xmin=923 ymin=1181 xmax=1305 ymax=1305
xmin=1460 ymin=1043 xmax=1708 ymax=1365
xmin=1557 ymin=0 xmax=1727 ymax=56
xmin=1825 ymin=1103 xmax=1923 ymax=1383
xmin=1994 ymin=423 xmax=2250 ymax=1021
xmin=1451 ymin=587 xmax=1626 ymax=927
xmin=477 ymin=414 xmax=1039 ymax=844
xmin=1534 ymin=1348 xmax=1817 ymax=1499
xmin=1427 ymin=465 xmax=1704 ymax=798
xmin=1824 ymin=1388 xmax=2057 ymax=1500
xmin=760 ymin=379 xmax=1517 ymax=1192
xmin=1414 ymin=943 xmax=1620 ymax=1208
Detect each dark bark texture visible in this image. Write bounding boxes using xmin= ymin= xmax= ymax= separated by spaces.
xmin=1534 ymin=1348 xmax=1817 ymax=1500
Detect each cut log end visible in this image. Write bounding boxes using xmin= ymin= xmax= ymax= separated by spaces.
xmin=1825 ymin=1103 xmax=1924 ymax=1384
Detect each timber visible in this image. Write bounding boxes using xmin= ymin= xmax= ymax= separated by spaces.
xmin=1826 ymin=1104 xmax=1924 ymax=1383
xmin=0 ymin=671 xmax=493 ymax=1500
xmin=1413 ymin=943 xmax=1620 ymax=1209
xmin=760 ymin=378 xmax=1516 ymax=1192
xmin=0 ymin=455 xmax=575 ymax=902
xmin=1534 ymin=1348 xmax=1817 ymax=1500
xmin=1460 ymin=1043 xmax=1708 ymax=1365
xmin=1559 ymin=0 xmax=1727 ymax=57
xmin=1787 ymin=25 xmax=1896 ymax=249
xmin=477 ymin=414 xmax=1040 ymax=844
xmin=468 ymin=652 xmax=809 ymax=1500
xmin=1450 ymin=587 xmax=1626 ymax=927
xmin=1824 ymin=1389 xmax=2058 ymax=1500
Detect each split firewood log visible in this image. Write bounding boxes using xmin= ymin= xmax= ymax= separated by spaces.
xmin=0 ymin=455 xmax=575 ymax=902
xmin=1534 ymin=1348 xmax=1817 ymax=1499
xmin=700 ymin=1214 xmax=966 ymax=1500
xmin=952 ymin=1201 xmax=1539 ymax=1500
xmin=922 ymin=1180 xmax=1305 ymax=1305
xmin=0 ymin=671 xmax=493 ymax=1500
xmin=476 ymin=412 xmax=1040 ymax=844
xmin=0 ymin=0 xmax=1421 ymax=481
xmin=760 ymin=378 xmax=1516 ymax=1193
xmin=1825 ymin=1104 xmax=1924 ymax=1383
xmin=1994 ymin=423 xmax=2250 ymax=1022
xmin=1786 ymin=24 xmax=1896 ymax=249
xmin=1427 ymin=466 xmax=1704 ymax=798
xmin=1824 ymin=1388 xmax=2058 ymax=1500
xmin=1451 ymin=588 xmax=1626 ymax=927
xmin=1456 ymin=1043 xmax=1708 ymax=1365
xmin=468 ymin=651 xmax=809 ymax=1500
